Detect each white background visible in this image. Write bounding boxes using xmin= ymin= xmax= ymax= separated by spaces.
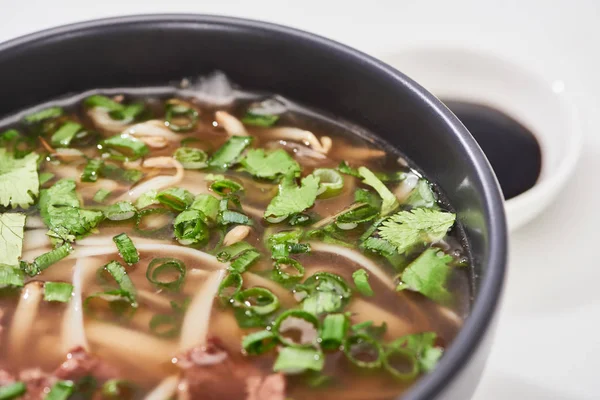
xmin=1 ymin=1 xmax=599 ymax=398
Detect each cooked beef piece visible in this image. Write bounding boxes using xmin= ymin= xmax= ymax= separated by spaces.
xmin=176 ymin=338 xmax=286 ymax=400
xmin=19 ymin=368 xmax=56 ymax=400
xmin=0 ymin=368 xmax=15 ymax=386
xmin=54 ymin=346 xmax=118 ymax=382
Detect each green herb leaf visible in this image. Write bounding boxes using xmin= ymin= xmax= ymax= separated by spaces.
xmin=84 ymin=95 xmax=124 ymax=111
xmin=134 ymin=189 xmax=158 ymax=209
xmin=100 ymin=134 xmax=149 ymax=161
xmin=146 ymin=258 xmax=186 ymax=292
xmin=173 ymin=210 xmax=209 ymax=245
xmin=298 ymin=272 xmax=352 ymax=315
xmin=265 ymin=175 xmax=320 ymax=221
xmin=241 ymin=113 xmax=279 ymax=127
xmin=21 ymin=242 xmax=73 ymax=276
xmin=93 ymin=188 xmax=111 ymax=204
xmin=104 ymin=261 xmax=137 ymax=305
xmin=396 ymin=248 xmax=454 ymax=303
xmin=23 ymin=106 xmax=63 ymax=124
xmin=113 ymin=233 xmax=140 ymax=265
xmin=156 ymin=187 xmax=194 ymax=211
xmin=0 ymin=149 xmax=39 ymax=208
xmin=190 ymin=194 xmax=219 ymax=222
xmin=0 ymin=264 xmax=24 ymax=289
xmin=388 ymin=332 xmax=443 ymax=373
xmin=0 ymin=381 xmax=26 ymax=399
xmin=103 ymin=201 xmax=137 ymax=221
xmin=358 ymin=167 xmax=398 ymax=216
xmin=403 ymin=179 xmax=437 ymax=209
xmin=0 ymin=213 xmax=25 ymax=266
xmin=165 ymin=103 xmax=199 ymax=132
xmin=81 ymin=159 xmax=103 ymax=183
xmin=240 ymin=149 xmax=300 ymax=180
xmin=209 ymin=136 xmax=253 ymax=169
xmin=378 ymin=209 xmax=456 ymax=254
xmin=174 ymin=147 xmax=208 ymax=169
xmin=242 ymin=330 xmax=278 ymax=355
xmin=273 ymin=347 xmax=325 ymax=374
xmin=320 ymin=313 xmax=349 ymax=350
xmin=352 ymin=269 xmax=374 ymax=297
xmin=45 ymin=380 xmax=75 ymax=400
xmin=51 ymin=121 xmax=82 ymax=148
xmin=44 ymin=282 xmax=74 ymax=302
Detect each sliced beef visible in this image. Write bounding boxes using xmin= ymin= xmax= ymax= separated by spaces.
xmin=175 ymin=338 xmax=286 ymax=400
xmin=0 ymin=369 xmax=16 ymax=386
xmin=19 ymin=368 xmax=56 ymax=400
xmin=54 ymin=346 xmax=118 ymax=382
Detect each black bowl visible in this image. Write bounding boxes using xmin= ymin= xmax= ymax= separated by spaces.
xmin=0 ymin=14 xmax=507 ymax=400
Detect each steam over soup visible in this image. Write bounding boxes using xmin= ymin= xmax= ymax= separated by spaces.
xmin=0 ymin=75 xmax=470 ymax=400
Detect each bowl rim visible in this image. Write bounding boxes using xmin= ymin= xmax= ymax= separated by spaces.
xmin=0 ymin=14 xmax=508 ymax=400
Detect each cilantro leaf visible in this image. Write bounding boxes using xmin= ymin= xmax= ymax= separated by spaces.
xmin=240 ymin=149 xmax=300 ymax=180
xmin=0 ymin=149 xmax=39 ymax=208
xmin=358 ymin=167 xmax=398 ymax=216
xmin=403 ymin=179 xmax=437 ymax=209
xmin=265 ymin=175 xmax=320 ymax=220
xmin=396 ymin=248 xmax=454 ymax=303
xmin=39 ymin=179 xmax=104 ymax=242
xmin=0 ymin=213 xmax=25 ymax=266
xmin=378 ymin=209 xmax=455 ymax=254
xmin=208 ymin=136 xmax=253 ymax=169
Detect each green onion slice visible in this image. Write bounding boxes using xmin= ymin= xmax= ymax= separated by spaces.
xmin=273 ymin=347 xmax=325 ymax=374
xmin=343 ymin=333 xmax=383 ymax=369
xmin=84 ymin=95 xmax=124 ymax=111
xmin=320 ymin=313 xmax=349 ymax=350
xmin=298 ymin=272 xmax=352 ymax=314
xmin=313 ymin=168 xmax=344 ymax=198
xmin=242 ymin=330 xmax=278 ymax=355
xmin=218 ymin=210 xmax=251 ymax=226
xmin=210 ymin=178 xmax=243 ymax=197
xmin=51 ymin=121 xmax=82 ymax=148
xmin=383 ymin=347 xmax=420 ymax=381
xmin=336 ymin=203 xmax=379 ymax=227
xmin=0 ymin=265 xmax=24 ymax=289
xmin=173 ymin=209 xmax=209 ymax=245
xmin=217 ymin=241 xmax=255 ymax=262
xmin=146 ymin=258 xmax=186 ymax=292
xmin=104 ymin=261 xmax=137 ymax=304
xmin=174 ymin=147 xmax=208 ymax=169
xmin=113 ymin=233 xmax=140 ymax=265
xmin=241 ymin=113 xmax=279 ymax=127
xmin=100 ymin=134 xmax=149 ymax=161
xmin=81 ymin=159 xmax=103 ymax=183
xmin=100 ymin=163 xmax=144 ymax=184
xmin=135 ymin=208 xmax=175 ymax=237
xmin=103 ymin=201 xmax=137 ymax=221
xmin=21 ymin=243 xmax=73 ymax=276
xmin=273 ymin=309 xmax=319 ymax=347
xmin=110 ymin=103 xmax=145 ymax=121
xmin=218 ymin=272 xmax=243 ymax=299
xmin=23 ymin=106 xmax=63 ymax=124
xmin=230 ymin=250 xmax=261 ymax=273
xmin=156 ymin=187 xmax=194 ymax=211
xmin=190 ymin=194 xmax=219 ymax=222
xmin=272 ymin=258 xmax=305 ymax=285
xmin=45 ymin=380 xmax=75 ymax=400
xmin=92 ymin=188 xmax=111 ymax=204
xmin=352 ymin=269 xmax=374 ymax=297
xmin=165 ymin=103 xmax=199 ymax=132
xmin=84 ymin=290 xmax=137 ymax=320
xmin=44 ymin=282 xmax=73 ymax=302
xmin=234 ymin=287 xmax=279 ymax=316
xmin=0 ymin=381 xmax=26 ymax=399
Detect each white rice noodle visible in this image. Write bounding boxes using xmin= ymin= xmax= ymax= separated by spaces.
xmin=61 ymin=258 xmax=91 ymax=353
xmin=393 ymin=172 xmax=420 ymax=202
xmin=25 ymin=216 xmax=45 ymax=229
xmin=86 ymin=320 xmax=177 ymax=365
xmin=308 ymin=242 xmax=395 ymax=290
xmin=144 ymin=375 xmax=180 ymax=400
xmin=117 ymin=157 xmax=184 ymax=201
xmin=262 ymin=127 xmax=332 ymax=154
xmin=70 ymin=243 xmax=226 ymax=270
xmin=126 ymin=120 xmax=181 ymax=140
xmin=215 ymin=111 xmax=248 ymax=136
xmin=222 ymin=225 xmax=252 ymax=246
xmin=179 ymin=269 xmax=226 ymax=352
xmin=23 ymin=229 xmax=51 ymax=251
xmin=87 ymin=107 xmax=132 ymax=134
xmin=139 ymin=136 xmax=169 ymax=149
xmin=137 ymin=289 xmax=174 ymax=311
xmin=8 ymin=282 xmax=44 ymax=362
xmin=336 ymin=146 xmax=386 ymax=160
xmin=54 ymin=148 xmax=85 ymax=162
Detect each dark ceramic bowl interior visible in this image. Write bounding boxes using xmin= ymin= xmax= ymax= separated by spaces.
xmin=0 ymin=15 xmax=507 ymax=400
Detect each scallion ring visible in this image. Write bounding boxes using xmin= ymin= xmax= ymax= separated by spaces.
xmin=313 ymin=168 xmax=344 ymax=198
xmin=343 ymin=333 xmax=384 ymax=369
xmin=83 ymin=290 xmax=137 ymax=321
xmin=173 ymin=210 xmax=209 ymax=245
xmin=165 ymin=103 xmax=199 ymax=132
xmin=146 ymin=258 xmax=186 ymax=292
xmin=218 ymin=272 xmax=243 ymax=299
xmin=273 ymin=309 xmax=319 ymax=347
xmin=234 ymin=287 xmax=279 ymax=316
xmin=383 ymin=347 xmax=420 ymax=381
xmin=272 ymin=258 xmax=305 ymax=285
xmin=242 ymin=330 xmax=278 ymax=355
xmin=173 ymin=147 xmax=208 ymax=169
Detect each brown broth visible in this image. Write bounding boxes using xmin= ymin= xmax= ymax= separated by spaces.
xmin=0 ymin=82 xmax=471 ymax=399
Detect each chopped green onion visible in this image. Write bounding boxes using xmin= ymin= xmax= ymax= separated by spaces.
xmin=84 ymin=290 xmax=136 ymax=320
xmin=241 ymin=112 xmax=279 ymax=127
xmin=165 ymin=103 xmax=199 ymax=132
xmin=387 ymin=332 xmax=443 ymax=373
xmin=190 ymin=194 xmax=219 ymax=222
xmin=0 ymin=129 xmax=19 ymax=143
xmin=104 ymin=261 xmax=137 ymax=304
xmin=218 ymin=272 xmax=243 ymax=299
xmin=272 ymin=258 xmax=305 ymax=285
xmin=113 ymin=233 xmax=140 ymax=265
xmin=230 ymin=250 xmax=261 ymax=273
xmin=93 ymin=188 xmax=111 ymax=204
xmin=351 ymin=321 xmax=388 ymax=339
xmin=84 ymin=95 xmax=124 ymax=111
xmin=173 ymin=210 xmax=209 ymax=245
xmin=149 ymin=314 xmax=180 ymax=338
xmin=100 ymin=134 xmax=149 ymax=161
xmin=383 ymin=347 xmax=419 ymax=381
xmin=100 ymin=163 xmax=144 ymax=184
xmin=218 ymin=210 xmax=251 ymax=226
xmin=352 ymin=269 xmax=374 ymax=297
xmin=21 ymin=243 xmax=73 ymax=276
xmin=0 ymin=381 xmax=26 ymax=399
xmin=337 ymin=161 xmax=360 ymax=178
xmin=0 ymin=264 xmax=24 ymax=289
xmin=39 ymin=172 xmax=55 ymax=186
xmin=146 ymin=258 xmax=186 ymax=292
xmin=51 ymin=121 xmax=82 ymax=148
xmin=273 ymin=347 xmax=324 ymax=374
xmin=45 ymin=380 xmax=75 ymax=400
xmin=134 ymin=208 xmax=175 ymax=237
xmin=174 ymin=147 xmax=208 ymax=169
xmin=24 ymin=106 xmax=63 ymax=124
xmin=81 ymin=159 xmax=103 ymax=183
xmin=343 ymin=333 xmax=383 ymax=369
xmin=210 ymin=178 xmax=243 ymax=196
xmin=156 ymin=187 xmax=194 ymax=211
xmin=320 ymin=313 xmax=349 ymax=350
xmin=273 ymin=310 xmax=319 ymax=347
xmin=288 ymin=213 xmax=312 ymax=226
xmin=44 ymin=282 xmax=73 ymax=302
xmin=103 ymin=201 xmax=137 ymax=221
xmin=313 ymin=168 xmax=344 ymax=198
xmin=110 ymin=103 xmax=145 ymax=121
xmin=298 ymin=272 xmax=352 ymax=315
xmin=101 ymin=379 xmax=136 ymax=399
xmin=234 ymin=287 xmax=279 ymax=316
xmin=208 ymin=136 xmax=253 ymax=169
xmin=217 ymin=241 xmax=255 ymax=262
xmin=242 ymin=330 xmax=278 ymax=355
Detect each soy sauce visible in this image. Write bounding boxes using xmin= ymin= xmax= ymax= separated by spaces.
xmin=442 ymin=100 xmax=542 ymax=200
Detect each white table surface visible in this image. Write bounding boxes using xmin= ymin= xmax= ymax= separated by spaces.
xmin=1 ymin=1 xmax=598 ymax=398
